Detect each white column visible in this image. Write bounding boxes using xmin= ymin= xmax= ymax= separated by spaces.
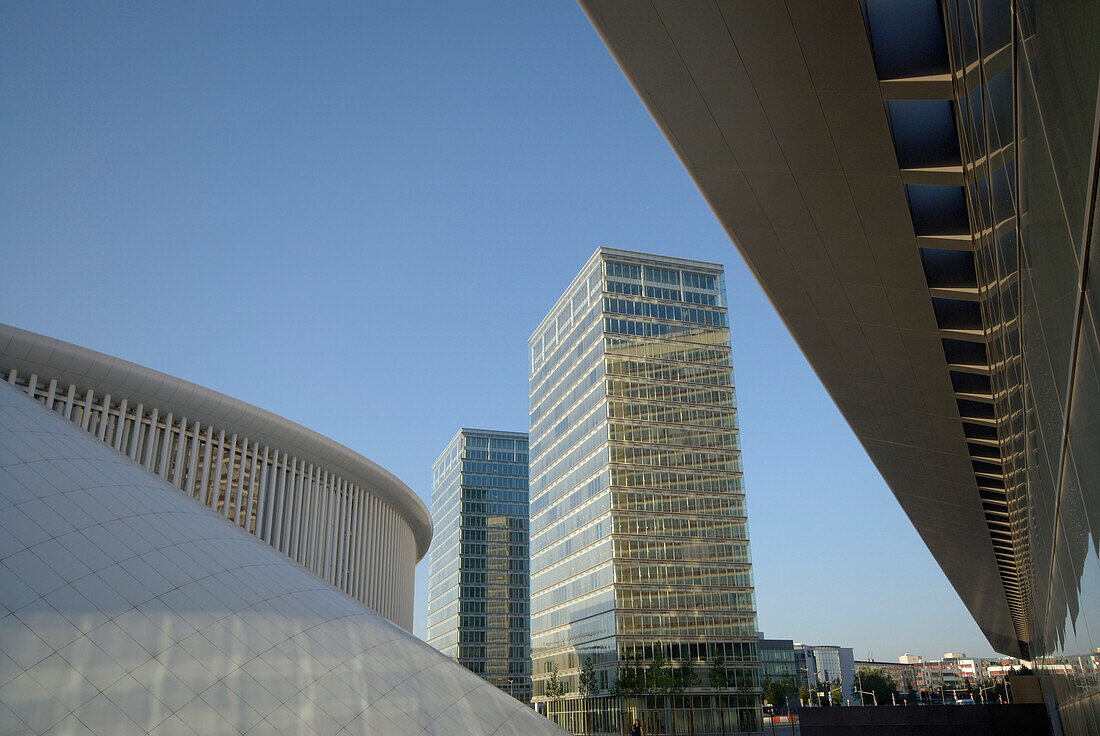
xmin=284 ymin=462 xmax=300 ymax=560
xmin=197 ymin=425 xmax=214 ymax=500
xmin=327 ymin=479 xmax=341 ymax=580
xmin=113 ymin=398 xmax=128 ymax=452
xmin=80 ymin=389 xmax=94 ymax=431
xmin=209 ymin=429 xmax=226 ymax=508
xmin=142 ymin=408 xmax=159 ymax=469
xmin=62 ymin=383 xmax=76 ymax=421
xmin=244 ymin=442 xmax=262 ymax=530
xmin=231 ymin=437 xmax=248 ymax=524
xmin=170 ymin=418 xmax=188 ymax=488
xmin=341 ymin=480 xmax=354 ymax=590
xmin=283 ymin=460 xmax=300 ymax=558
xmin=343 ymin=482 xmax=357 ymax=593
xmin=128 ymin=404 xmax=144 ymax=460
xmin=366 ymin=497 xmax=379 ymax=612
xmin=25 ymin=374 xmax=38 ymax=399
xmin=247 ymin=446 xmax=264 ymax=535
xmin=96 ymin=394 xmax=111 ymax=441
xmin=322 ymin=471 xmax=335 ymax=579
xmin=157 ymin=413 xmax=173 ymax=479
xmin=186 ymin=421 xmax=202 ymax=498
xmin=6 ymin=369 xmax=16 ymax=384
xmin=253 ymin=446 xmax=271 ymax=536
xmin=316 ymin=468 xmax=327 ymax=576
xmin=348 ymin=487 xmax=362 ymax=599
xmin=305 ymin=468 xmax=322 ymax=572
xmin=263 ymin=451 xmax=285 ymax=543
xmin=45 ymin=379 xmax=57 ymax=410
xmin=358 ymin=491 xmax=370 ymax=602
xmin=222 ymin=434 xmax=238 ymax=519
xmin=270 ymin=455 xmax=290 ymax=550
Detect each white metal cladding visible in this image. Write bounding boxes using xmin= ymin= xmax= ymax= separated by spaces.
xmin=0 ymin=324 xmax=429 ymax=631
xmin=0 ymin=381 xmax=566 ymax=736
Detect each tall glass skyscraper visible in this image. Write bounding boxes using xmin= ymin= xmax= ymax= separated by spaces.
xmin=427 ymin=428 xmax=532 ymax=702
xmin=528 ymin=248 xmax=760 ymax=734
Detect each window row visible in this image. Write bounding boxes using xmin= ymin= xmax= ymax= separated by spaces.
xmin=610 ymin=467 xmax=744 ymax=495
xmin=609 ymin=444 xmax=741 ymax=473
xmin=606 ymin=261 xmax=641 ymax=280
xmin=605 ymin=356 xmax=732 ymax=388
xmin=613 ymin=538 xmax=752 ymax=563
xmin=461 ymin=487 xmax=528 ymax=503
xmin=604 ymin=297 xmax=728 ymax=328
xmin=607 ymin=377 xmax=734 ymax=407
xmin=615 ymin=587 xmax=755 ymax=613
xmin=461 ymin=475 xmax=528 ymax=490
xmin=612 ymin=514 xmax=747 ymax=541
xmin=531 ymin=561 xmax=613 ymax=613
xmin=608 ymin=421 xmax=741 ymax=452
xmin=607 ymin=399 xmax=736 ymax=430
xmin=616 ymin=612 xmax=758 ymax=638
xmin=605 ymin=339 xmax=730 ymax=367
xmin=616 ymin=641 xmax=758 ymax=665
xmin=612 ymin=489 xmax=744 ymax=517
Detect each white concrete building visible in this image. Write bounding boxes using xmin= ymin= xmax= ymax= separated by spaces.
xmin=0 ymin=379 xmax=566 ymax=735
xmin=0 ymin=324 xmax=430 ymax=630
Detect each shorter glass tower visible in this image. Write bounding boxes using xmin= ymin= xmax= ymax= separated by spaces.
xmin=427 ymin=429 xmax=531 ymax=702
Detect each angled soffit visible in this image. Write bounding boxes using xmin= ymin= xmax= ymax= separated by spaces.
xmin=578 ymin=0 xmax=1026 ymax=657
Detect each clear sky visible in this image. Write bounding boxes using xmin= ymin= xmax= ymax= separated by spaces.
xmin=1 ymin=2 xmax=999 ymax=662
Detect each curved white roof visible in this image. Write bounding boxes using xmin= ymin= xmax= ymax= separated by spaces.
xmin=0 ymin=381 xmax=564 ymax=735
xmin=0 ymin=323 xmax=432 ymax=560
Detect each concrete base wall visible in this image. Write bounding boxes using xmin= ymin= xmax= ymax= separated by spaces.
xmin=798 ymin=704 xmax=1052 ymax=736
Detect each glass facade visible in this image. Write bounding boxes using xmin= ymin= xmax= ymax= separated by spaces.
xmin=529 ymin=248 xmax=760 ymax=734
xmin=758 ymin=638 xmax=798 ymax=686
xmin=869 ymin=2 xmax=1100 ymax=731
xmin=427 ymin=429 xmax=531 ymax=702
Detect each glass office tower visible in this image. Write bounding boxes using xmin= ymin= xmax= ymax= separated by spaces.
xmin=427 ymin=429 xmax=531 ymax=702
xmin=529 ymin=248 xmax=760 ymax=734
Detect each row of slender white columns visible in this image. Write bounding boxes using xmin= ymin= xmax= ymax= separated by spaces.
xmin=7 ymin=368 xmax=416 ymax=629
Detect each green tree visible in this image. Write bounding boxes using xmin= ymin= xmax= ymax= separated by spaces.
xmin=577 ymin=657 xmax=599 ymax=734
xmin=709 ymin=655 xmax=729 ymax=736
xmin=679 ymin=660 xmax=700 ymax=691
xmin=763 ymin=678 xmax=798 ymax=716
xmin=734 ymin=669 xmax=757 ymax=736
xmin=612 ymin=657 xmax=642 ymax=736
xmin=647 ymin=649 xmax=673 ymax=734
xmin=678 ymin=661 xmax=700 ymax=736
xmin=546 ymin=662 xmax=565 ymax=699
xmin=580 ymin=657 xmax=599 ymax=696
xmin=798 ymin=685 xmax=810 ymax=707
xmin=763 ymin=680 xmax=778 ymax=711
xmin=829 ymin=679 xmax=843 ymax=707
xmin=854 ymin=667 xmax=898 ymax=705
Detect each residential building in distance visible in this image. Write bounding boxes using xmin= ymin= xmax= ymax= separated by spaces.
xmin=854 ymin=659 xmax=919 ymax=696
xmin=528 ymin=248 xmax=759 ymax=734
xmin=427 ymin=429 xmax=532 ymax=702
xmin=578 ymin=2 xmax=1100 ymax=733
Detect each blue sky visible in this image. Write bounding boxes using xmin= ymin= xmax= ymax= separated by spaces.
xmin=1 ymin=1 xmax=997 ymax=661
